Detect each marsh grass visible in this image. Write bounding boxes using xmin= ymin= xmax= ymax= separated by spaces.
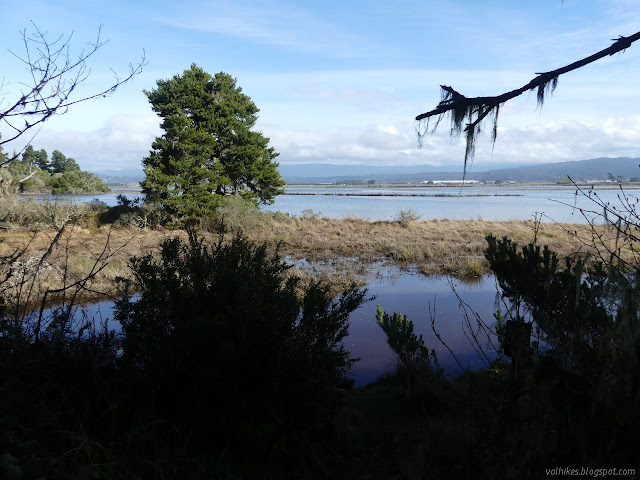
xmin=0 ymin=213 xmax=617 ymax=303
xmin=0 ymin=195 xmax=95 ymax=228
xmin=0 ymin=226 xmax=164 ymax=304
xmin=249 ymin=215 xmax=611 ymax=278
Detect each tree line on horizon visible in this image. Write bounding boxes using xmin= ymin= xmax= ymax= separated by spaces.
xmin=0 ymin=144 xmax=110 ymax=195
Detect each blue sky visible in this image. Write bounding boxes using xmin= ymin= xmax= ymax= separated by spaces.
xmin=0 ymin=0 xmax=639 ymax=172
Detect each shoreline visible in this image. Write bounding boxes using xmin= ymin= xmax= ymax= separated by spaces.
xmin=0 ymin=216 xmax=614 ymax=304
xmin=284 ymin=192 xmax=523 ymax=197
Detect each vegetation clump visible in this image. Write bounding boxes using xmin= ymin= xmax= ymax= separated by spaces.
xmin=0 ymin=230 xmax=369 ymax=477
xmin=0 ymin=144 xmax=109 ymax=194
xmin=116 ymin=231 xmax=369 ymax=451
xmin=395 ymin=208 xmax=422 ymax=227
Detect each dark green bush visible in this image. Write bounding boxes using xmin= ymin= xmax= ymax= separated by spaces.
xmin=485 ymin=235 xmax=612 ymax=370
xmin=485 ymin=235 xmax=640 ymax=467
xmin=99 ymin=195 xmax=168 ymax=228
xmin=116 ymin=231 xmax=369 ymax=451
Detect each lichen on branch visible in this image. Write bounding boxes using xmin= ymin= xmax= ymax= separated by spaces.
xmin=415 ymin=32 xmax=640 ymax=179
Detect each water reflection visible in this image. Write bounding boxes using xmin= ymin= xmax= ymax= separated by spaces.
xmin=44 ymin=269 xmax=501 ymax=387
xmin=347 ymin=270 xmax=500 ymax=386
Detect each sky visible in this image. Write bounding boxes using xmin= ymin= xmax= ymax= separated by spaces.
xmin=0 ymin=0 xmax=639 ymax=173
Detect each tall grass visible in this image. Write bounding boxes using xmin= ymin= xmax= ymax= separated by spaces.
xmin=0 ymin=195 xmax=97 ymax=228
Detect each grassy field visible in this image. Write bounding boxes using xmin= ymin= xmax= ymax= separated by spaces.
xmin=0 ymin=213 xmax=613 ymax=304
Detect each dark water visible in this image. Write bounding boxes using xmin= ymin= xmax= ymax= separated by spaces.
xmin=346 ymin=270 xmax=499 ymax=386
xmin=54 ymin=268 xmax=500 ymax=387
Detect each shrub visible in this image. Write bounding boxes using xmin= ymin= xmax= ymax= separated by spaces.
xmin=99 ymin=196 xmax=168 ymax=228
xmin=485 ymin=235 xmax=612 ymax=369
xmin=0 ymin=195 xmax=94 ymax=228
xmin=116 ymin=231 xmax=369 ymax=450
xmin=0 ymin=194 xmax=38 ymax=226
xmin=35 ymin=199 xmax=91 ymax=228
xmin=207 ymin=194 xmax=265 ymax=233
xmin=395 ymin=208 xmax=422 ymax=227
xmin=484 ymin=232 xmax=640 ymax=466
xmin=301 ymin=208 xmax=320 ymax=219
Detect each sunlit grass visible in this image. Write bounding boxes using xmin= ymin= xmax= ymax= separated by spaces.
xmin=0 ymin=203 xmax=621 ymax=303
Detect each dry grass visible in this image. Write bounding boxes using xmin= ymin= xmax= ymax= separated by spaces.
xmin=0 ymin=226 xmax=182 ymax=305
xmin=0 ymin=216 xmax=620 ymax=304
xmin=247 ymin=216 xmax=609 ymax=278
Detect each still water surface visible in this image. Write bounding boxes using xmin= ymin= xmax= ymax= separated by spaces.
xmin=346 ymin=269 xmax=499 ymax=386
xmin=65 ymin=268 xmax=500 ymax=387
xmin=261 ymin=186 xmax=639 ymax=223
xmin=32 ymin=185 xmax=639 ymax=223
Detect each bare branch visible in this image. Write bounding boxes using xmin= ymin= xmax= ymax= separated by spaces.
xmin=0 ymin=23 xmax=146 ymax=154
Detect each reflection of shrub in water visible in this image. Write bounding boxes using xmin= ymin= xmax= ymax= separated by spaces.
xmin=375 ymin=305 xmax=441 ymax=400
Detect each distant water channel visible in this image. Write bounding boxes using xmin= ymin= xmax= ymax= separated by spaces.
xmin=61 ymin=267 xmax=500 ymax=387
xmin=32 ymin=185 xmax=640 ymax=223
xmin=261 ymin=185 xmax=640 ymax=224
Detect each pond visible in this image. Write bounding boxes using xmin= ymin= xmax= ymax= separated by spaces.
xmin=346 ymin=268 xmax=500 ymax=386
xmin=47 ymin=266 xmax=501 ymax=387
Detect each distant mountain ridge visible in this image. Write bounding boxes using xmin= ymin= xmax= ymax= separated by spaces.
xmin=281 ymin=157 xmax=640 ymax=184
xmin=90 ymin=157 xmax=640 ymax=186
xmin=278 ymin=162 xmax=517 ymax=178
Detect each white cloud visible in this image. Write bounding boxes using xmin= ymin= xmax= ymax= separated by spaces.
xmin=486 ymin=117 xmax=640 ymax=164
xmin=3 ymin=114 xmax=161 ymax=171
xmin=264 ymin=113 xmax=640 ymax=170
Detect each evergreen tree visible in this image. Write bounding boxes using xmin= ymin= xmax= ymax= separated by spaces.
xmin=66 ymin=158 xmax=80 ymax=171
xmin=34 ymin=148 xmax=49 ymax=171
xmin=21 ymin=145 xmax=37 ymax=167
xmin=50 ymin=150 xmax=80 ymax=173
xmin=141 ymin=65 xmax=285 ymax=220
xmin=50 ymin=150 xmax=67 ymax=173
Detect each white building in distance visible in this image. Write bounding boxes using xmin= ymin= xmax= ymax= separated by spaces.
xmin=420 ymin=179 xmax=480 ymax=185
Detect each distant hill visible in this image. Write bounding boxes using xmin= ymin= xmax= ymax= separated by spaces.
xmin=91 ymin=169 xmax=145 ymax=186
xmin=278 ymin=162 xmax=516 ymax=179
xmin=281 ymin=157 xmax=640 ymax=184
xmin=89 ymin=158 xmax=640 ymax=187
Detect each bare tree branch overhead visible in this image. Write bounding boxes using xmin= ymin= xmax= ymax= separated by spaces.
xmin=415 ymin=31 xmax=640 ymax=178
xmin=0 ymin=22 xmax=146 ymax=167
